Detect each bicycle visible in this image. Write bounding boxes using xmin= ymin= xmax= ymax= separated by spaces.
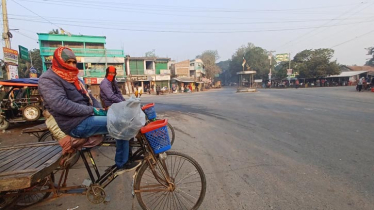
xmin=0 ymin=119 xmax=206 ymax=210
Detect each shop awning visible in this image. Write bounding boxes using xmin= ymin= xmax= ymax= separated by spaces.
xmin=172 ymin=77 xmax=195 ymax=82
xmin=328 ymin=71 xmax=367 ymax=78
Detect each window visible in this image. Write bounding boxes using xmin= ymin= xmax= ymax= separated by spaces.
xmin=41 ymin=41 xmax=62 ymax=48
xmin=146 ymin=61 xmax=153 ymax=70
xmin=85 ymin=43 xmax=104 ymax=49
xmin=64 ymin=42 xmax=84 ymax=48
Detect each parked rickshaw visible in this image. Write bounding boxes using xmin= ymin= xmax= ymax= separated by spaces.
xmin=0 ymin=78 xmax=44 ymax=130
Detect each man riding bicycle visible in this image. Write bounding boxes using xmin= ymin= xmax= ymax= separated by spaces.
xmin=39 ymin=47 xmax=140 ymax=175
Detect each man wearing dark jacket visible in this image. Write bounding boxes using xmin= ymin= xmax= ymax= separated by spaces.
xmin=39 ymin=47 xmax=139 ymax=175
xmin=99 ymin=66 xmax=124 ymax=108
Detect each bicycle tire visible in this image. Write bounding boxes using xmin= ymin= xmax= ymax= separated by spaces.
xmin=14 ymin=173 xmax=54 ymax=208
xmin=167 ymin=122 xmax=175 ymax=146
xmin=134 ymin=151 xmax=206 ymax=210
xmin=38 ymin=131 xmax=55 ymax=142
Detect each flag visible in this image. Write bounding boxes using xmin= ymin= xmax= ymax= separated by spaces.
xmin=242 ymin=57 xmax=246 ymax=67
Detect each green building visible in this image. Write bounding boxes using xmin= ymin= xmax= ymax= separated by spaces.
xmin=126 ymin=56 xmax=171 ymax=91
xmin=37 ymin=33 xmax=125 ymax=95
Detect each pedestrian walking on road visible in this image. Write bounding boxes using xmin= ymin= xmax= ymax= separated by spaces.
xmin=357 ymin=77 xmax=363 ymax=92
xmin=156 ymin=85 xmax=161 ymax=95
xmin=295 ymin=80 xmax=299 ymax=89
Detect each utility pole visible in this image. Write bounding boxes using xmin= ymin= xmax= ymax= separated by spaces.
xmin=2 ymin=0 xmax=11 ymax=80
xmin=268 ymin=51 xmax=275 ymax=88
xmin=2 ymin=0 xmax=10 ymax=49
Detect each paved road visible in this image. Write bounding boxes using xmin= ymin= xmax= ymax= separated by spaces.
xmin=22 ymin=86 xmax=374 ymax=210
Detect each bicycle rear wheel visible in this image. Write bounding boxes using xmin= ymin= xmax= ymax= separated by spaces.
xmin=167 ymin=123 xmax=175 ymax=146
xmin=134 ymin=151 xmax=206 ymax=210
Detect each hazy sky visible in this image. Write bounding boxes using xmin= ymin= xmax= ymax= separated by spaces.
xmin=3 ymin=0 xmax=374 ymax=65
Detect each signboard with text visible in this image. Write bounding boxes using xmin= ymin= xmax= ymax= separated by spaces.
xmin=287 ymin=69 xmax=293 ymax=76
xmin=19 ymin=45 xmax=30 ymax=61
xmin=9 ymin=65 xmax=19 ymax=79
xmin=276 ymin=53 xmax=290 ymax=63
xmin=3 ymin=48 xmax=18 ymax=65
xmin=84 ymin=77 xmax=98 ymax=85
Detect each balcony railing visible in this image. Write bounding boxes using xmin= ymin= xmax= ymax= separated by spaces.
xmin=40 ymin=47 xmax=124 ymax=57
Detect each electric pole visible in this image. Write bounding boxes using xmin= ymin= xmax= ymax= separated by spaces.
xmin=268 ymin=51 xmax=275 ymax=88
xmin=2 ymin=0 xmax=11 ymax=80
xmin=2 ymin=0 xmax=10 ymax=48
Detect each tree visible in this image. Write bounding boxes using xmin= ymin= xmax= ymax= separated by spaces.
xmin=48 ymin=29 xmax=59 ymax=34
xmin=228 ymin=43 xmax=275 ymax=82
xmin=145 ymin=49 xmax=156 ymax=57
xmin=365 ymin=47 xmax=374 ymax=67
xmin=196 ymin=50 xmax=221 ymax=79
xmin=18 ymin=49 xmax=43 ymax=78
xmin=292 ymin=49 xmax=339 ymax=78
xmin=217 ymin=60 xmax=231 ymax=85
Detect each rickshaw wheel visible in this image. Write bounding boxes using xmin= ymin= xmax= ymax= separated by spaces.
xmin=22 ymin=105 xmax=41 ymax=121
xmin=15 ymin=173 xmax=54 ymax=207
xmin=0 ymin=191 xmax=19 ymax=209
xmin=0 ymin=118 xmax=9 ymax=130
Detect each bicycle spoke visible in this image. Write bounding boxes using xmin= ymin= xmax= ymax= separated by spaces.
xmin=153 ymin=192 xmax=168 ymax=210
xmin=176 ymin=170 xmax=198 ymax=185
xmin=177 ymin=188 xmax=198 ymax=204
xmin=174 ymin=190 xmax=189 ymax=210
xmin=174 ymin=159 xmax=186 ymax=180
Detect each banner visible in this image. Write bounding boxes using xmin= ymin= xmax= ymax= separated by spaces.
xmin=9 ymin=65 xmax=19 ymax=79
xmin=3 ymin=48 xmax=19 ymax=65
xmin=287 ymin=69 xmax=293 ymax=76
xmin=276 ymin=53 xmax=290 ymax=63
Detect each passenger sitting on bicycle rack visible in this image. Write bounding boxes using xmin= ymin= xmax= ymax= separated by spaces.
xmin=99 ymin=66 xmax=142 ymax=172
xmin=39 ymin=47 xmax=140 ymax=175
xmin=99 ymin=66 xmax=125 ymax=109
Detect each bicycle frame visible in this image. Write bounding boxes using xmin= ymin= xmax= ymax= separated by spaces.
xmin=1 ymin=132 xmax=174 ymax=204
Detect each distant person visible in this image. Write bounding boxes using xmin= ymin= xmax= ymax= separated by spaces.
xmin=156 ymin=85 xmax=161 ymax=95
xmin=295 ymin=80 xmax=299 ymax=89
xmin=357 ymin=77 xmax=363 ymax=92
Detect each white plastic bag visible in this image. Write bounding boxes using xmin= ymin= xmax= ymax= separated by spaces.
xmin=107 ymin=97 xmax=145 ymax=140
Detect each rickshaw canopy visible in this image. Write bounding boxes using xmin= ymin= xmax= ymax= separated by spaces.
xmin=0 ymin=78 xmax=39 ymax=87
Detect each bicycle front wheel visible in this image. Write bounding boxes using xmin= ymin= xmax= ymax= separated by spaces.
xmin=134 ymin=151 xmax=206 ymax=210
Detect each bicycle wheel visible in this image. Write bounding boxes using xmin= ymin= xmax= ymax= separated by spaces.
xmin=14 ymin=173 xmax=54 ymax=208
xmin=134 ymin=151 xmax=206 ymax=210
xmin=167 ymin=123 xmax=175 ymax=146
xmin=38 ymin=131 xmax=56 ymax=142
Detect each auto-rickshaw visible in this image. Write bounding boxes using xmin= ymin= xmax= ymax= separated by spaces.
xmin=0 ymin=78 xmax=44 ymax=130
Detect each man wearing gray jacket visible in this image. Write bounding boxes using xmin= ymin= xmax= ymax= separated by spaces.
xmin=39 ymin=47 xmax=140 ymax=175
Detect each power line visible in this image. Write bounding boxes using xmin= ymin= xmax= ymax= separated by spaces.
xmin=8 ymin=13 xmax=374 ymax=26
xmin=15 ymin=0 xmax=372 ymax=21
xmin=276 ymin=1 xmax=371 ymax=49
xmin=17 ymin=0 xmax=364 ymax=13
xmin=291 ymin=1 xmax=374 ymax=49
xmin=9 ymin=17 xmax=374 ymax=34
xmin=13 ymin=30 xmax=38 ymax=42
xmin=330 ymin=29 xmax=374 ymax=48
xmin=10 ymin=0 xmax=62 ymax=29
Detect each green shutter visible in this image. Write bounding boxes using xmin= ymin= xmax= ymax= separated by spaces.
xmin=136 ymin=61 xmax=144 ymax=75
xmin=130 ymin=60 xmax=144 ymax=75
xmin=155 ymin=62 xmax=167 ymax=74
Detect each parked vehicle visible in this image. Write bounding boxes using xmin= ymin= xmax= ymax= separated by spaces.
xmin=0 ymin=78 xmax=44 ymax=130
